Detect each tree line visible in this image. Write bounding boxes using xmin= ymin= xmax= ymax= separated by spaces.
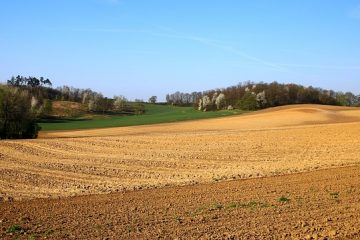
xmin=6 ymin=76 xmax=146 ymax=115
xmin=166 ymin=81 xmax=360 ymax=111
xmin=165 ymin=92 xmax=202 ymax=106
xmin=1 ymin=75 xmax=146 ymax=139
xmin=54 ymin=86 xmax=145 ymax=114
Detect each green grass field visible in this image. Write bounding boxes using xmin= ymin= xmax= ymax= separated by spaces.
xmin=39 ymin=104 xmax=245 ymax=131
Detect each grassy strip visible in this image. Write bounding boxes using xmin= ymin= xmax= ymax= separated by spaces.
xmin=39 ymin=104 xmax=245 ymax=131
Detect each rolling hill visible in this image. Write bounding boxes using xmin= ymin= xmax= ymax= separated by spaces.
xmin=2 ymin=104 xmax=360 ymax=239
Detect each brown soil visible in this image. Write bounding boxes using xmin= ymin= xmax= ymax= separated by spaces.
xmin=2 ymin=105 xmax=360 ymax=200
xmin=51 ymin=101 xmax=87 ymax=117
xmin=1 ymin=104 xmax=360 ymax=239
xmin=40 ymin=104 xmax=360 ymax=138
xmin=1 ymin=166 xmax=360 ymax=239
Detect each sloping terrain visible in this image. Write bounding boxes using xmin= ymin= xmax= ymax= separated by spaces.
xmin=39 ymin=103 xmax=243 ymax=131
xmin=1 ymin=105 xmax=360 ymax=200
xmin=1 ymin=104 xmax=360 ymax=239
xmin=51 ymin=101 xmax=87 ymax=117
xmin=40 ymin=104 xmax=360 ymax=138
xmin=1 ymin=166 xmax=360 ymax=239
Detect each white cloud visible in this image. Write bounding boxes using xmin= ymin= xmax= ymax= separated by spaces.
xmin=71 ymin=25 xmax=291 ymax=72
xmin=72 ymin=26 xmax=360 ymax=72
xmin=149 ymin=25 xmax=289 ymax=72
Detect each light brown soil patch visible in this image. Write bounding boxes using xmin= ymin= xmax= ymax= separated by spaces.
xmin=2 ymin=104 xmax=360 ymax=239
xmin=1 ymin=166 xmax=360 ymax=239
xmin=1 ymin=105 xmax=360 ymax=200
xmin=40 ymin=104 xmax=360 ymax=138
xmin=51 ymin=101 xmax=87 ymax=117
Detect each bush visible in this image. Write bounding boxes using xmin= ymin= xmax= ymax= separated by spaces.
xmin=237 ymin=92 xmax=257 ymax=110
xmin=0 ymin=86 xmax=40 ymax=139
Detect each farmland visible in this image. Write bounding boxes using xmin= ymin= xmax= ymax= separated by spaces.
xmin=1 ymin=104 xmax=360 ymax=200
xmin=2 ymin=165 xmax=360 ymax=239
xmin=1 ymin=104 xmax=360 ymax=239
xmin=39 ymin=103 xmax=244 ymax=131
xmin=3 ymin=1 xmax=360 ymax=238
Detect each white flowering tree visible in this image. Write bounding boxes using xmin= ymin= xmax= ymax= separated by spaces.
xmin=198 ymin=95 xmax=211 ymax=111
xmin=30 ymin=96 xmax=38 ymax=110
xmin=215 ymin=93 xmax=226 ymax=110
xmin=198 ymin=98 xmax=203 ymax=111
xmin=256 ymin=90 xmax=267 ymax=108
xmin=88 ymin=100 xmax=96 ymax=112
xmin=113 ymin=95 xmax=127 ymax=112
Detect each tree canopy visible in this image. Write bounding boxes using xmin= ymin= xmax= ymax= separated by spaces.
xmin=7 ymin=75 xmax=52 ymax=88
xmin=0 ymin=86 xmax=39 ymax=139
xmin=166 ymin=81 xmax=360 ymax=111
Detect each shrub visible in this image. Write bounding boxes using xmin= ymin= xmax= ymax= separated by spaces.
xmin=0 ymin=86 xmax=40 ymax=139
xmin=237 ymin=92 xmax=257 ymax=110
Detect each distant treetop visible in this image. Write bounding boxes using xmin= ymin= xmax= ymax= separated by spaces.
xmin=7 ymin=75 xmax=52 ymax=88
xmin=166 ymin=81 xmax=360 ymax=111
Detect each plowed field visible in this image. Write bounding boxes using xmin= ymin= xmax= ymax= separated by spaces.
xmin=1 ymin=165 xmax=360 ymax=239
xmin=2 ymin=104 xmax=360 ymax=239
xmin=1 ymin=104 xmax=360 ymax=200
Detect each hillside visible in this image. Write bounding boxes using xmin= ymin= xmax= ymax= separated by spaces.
xmin=0 ymin=104 xmax=359 ymax=200
xmin=40 ymin=104 xmax=360 ymax=138
xmin=51 ymin=101 xmax=87 ymax=117
xmin=2 ymin=104 xmax=360 ymax=239
xmin=39 ymin=102 xmax=244 ymax=131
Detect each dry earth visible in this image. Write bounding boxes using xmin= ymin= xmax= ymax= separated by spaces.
xmin=1 ymin=105 xmax=360 ymax=200
xmin=1 ymin=104 xmax=360 ymax=239
xmin=1 ymin=166 xmax=360 ymax=239
xmin=40 ymin=104 xmax=360 ymax=138
xmin=51 ymin=101 xmax=87 ymax=117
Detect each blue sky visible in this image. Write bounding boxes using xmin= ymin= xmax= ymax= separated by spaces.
xmin=1 ymin=0 xmax=360 ymax=100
